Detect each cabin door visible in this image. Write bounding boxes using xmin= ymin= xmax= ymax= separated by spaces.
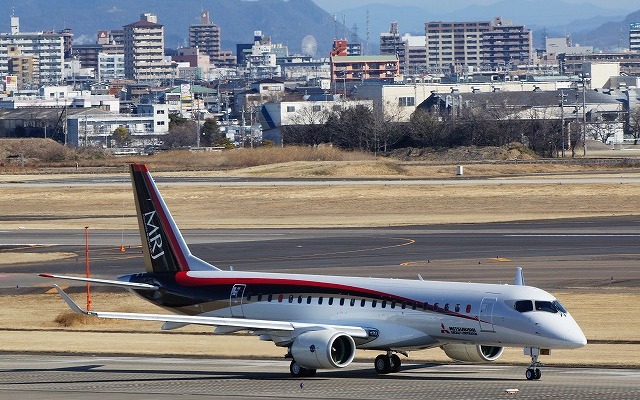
xmin=479 ymin=297 xmax=497 ymax=332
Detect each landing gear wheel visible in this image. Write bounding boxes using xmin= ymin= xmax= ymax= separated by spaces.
xmin=390 ymin=354 xmax=401 ymax=373
xmin=525 ymin=368 xmax=535 ymax=380
xmin=534 ymin=368 xmax=541 ymax=380
xmin=374 ymin=355 xmax=391 ymax=374
xmin=290 ymin=361 xmax=316 ymax=377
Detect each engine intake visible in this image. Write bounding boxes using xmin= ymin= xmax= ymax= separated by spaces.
xmin=290 ymin=330 xmax=356 ymax=369
xmin=441 ymin=344 xmax=504 ymax=362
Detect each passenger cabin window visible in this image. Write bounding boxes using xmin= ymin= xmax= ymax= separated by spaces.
xmin=372 ymin=300 xmax=377 ymax=308
xmin=444 ymin=303 xmax=450 ymax=311
xmin=340 ymin=298 xmax=345 ymax=306
xmin=455 ymin=304 xmax=461 ymax=312
xmin=278 ymin=295 xmax=283 ymax=303
xmin=318 ymin=297 xmax=323 ymax=305
xmin=381 ymin=300 xmax=387 ymax=308
xmin=391 ymin=300 xmax=396 ymax=309
xmin=257 ymin=293 xmax=263 ymax=302
xmin=288 ymin=295 xmax=294 ymax=303
xmin=514 ymin=300 xmax=533 ymax=312
xmin=298 ymin=295 xmax=303 ymax=304
xmin=433 ymin=303 xmax=439 ymax=311
xmin=246 ymin=293 xmax=252 ymax=301
xmin=307 ymin=296 xmax=312 ymax=304
xmin=360 ymin=299 xmax=366 ymax=307
xmin=466 ymin=304 xmax=472 ymax=313
xmin=328 ymin=297 xmax=334 ymax=305
xmin=267 ymin=294 xmax=273 ymax=302
xmin=350 ymin=299 xmax=356 ymax=307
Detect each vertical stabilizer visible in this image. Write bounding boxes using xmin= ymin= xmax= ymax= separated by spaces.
xmin=129 ymin=163 xmax=218 ymax=273
xmin=514 ymin=267 xmax=525 ymax=286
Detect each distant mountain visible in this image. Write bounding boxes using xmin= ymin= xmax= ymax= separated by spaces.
xmin=1 ymin=0 xmax=353 ymax=56
xmin=571 ymin=9 xmax=640 ymax=51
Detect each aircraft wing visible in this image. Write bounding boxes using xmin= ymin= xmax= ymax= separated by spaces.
xmin=39 ymin=274 xmax=159 ymax=290
xmin=52 ymin=285 xmax=369 ymax=338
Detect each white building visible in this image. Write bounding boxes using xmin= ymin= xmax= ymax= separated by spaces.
xmin=262 ymin=97 xmax=373 ymax=126
xmin=355 ymin=80 xmax=571 ymax=122
xmin=67 ymin=103 xmax=169 ymax=147
xmin=0 ymin=15 xmax=65 ymax=85
xmin=0 ymin=85 xmax=120 ymax=112
xmin=97 ymin=52 xmax=125 ymax=82
xmin=402 ymin=34 xmax=427 ymax=75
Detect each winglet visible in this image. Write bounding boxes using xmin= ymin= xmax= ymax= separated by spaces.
xmin=514 ymin=267 xmax=525 ymax=286
xmin=53 ymin=284 xmax=89 ymax=315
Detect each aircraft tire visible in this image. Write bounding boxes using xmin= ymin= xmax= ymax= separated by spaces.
xmin=390 ymin=354 xmax=401 ymax=373
xmin=375 ymin=355 xmax=391 ymax=374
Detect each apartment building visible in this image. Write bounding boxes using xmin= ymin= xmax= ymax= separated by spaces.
xmin=425 ymin=17 xmax=532 ymax=73
xmin=380 ymin=23 xmax=405 ymax=64
xmin=560 ymin=52 xmax=640 ymax=77
xmin=330 ymin=55 xmax=399 ymax=83
xmin=0 ymin=16 xmax=64 ymax=85
xmin=123 ymin=13 xmax=174 ymax=83
xmin=481 ymin=18 xmax=533 ymax=69
xmin=189 ymin=12 xmax=221 ymax=61
xmin=425 ymin=21 xmax=490 ymax=73
xmin=7 ymin=45 xmax=39 ymax=89
xmin=631 ymin=23 xmax=640 ymax=52
xmin=402 ymin=34 xmax=427 ymax=75
xmin=97 ymin=52 xmax=125 ymax=82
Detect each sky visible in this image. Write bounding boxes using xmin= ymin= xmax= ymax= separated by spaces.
xmin=313 ymin=0 xmax=639 ymax=13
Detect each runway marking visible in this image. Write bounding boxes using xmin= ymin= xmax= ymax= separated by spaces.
xmin=209 ymin=237 xmax=415 ymax=263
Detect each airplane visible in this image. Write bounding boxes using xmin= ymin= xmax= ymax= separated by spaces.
xmin=41 ymin=163 xmax=587 ymax=380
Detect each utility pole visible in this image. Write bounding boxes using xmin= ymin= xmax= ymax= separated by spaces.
xmin=580 ymin=73 xmax=590 ymax=157
xmin=558 ymin=90 xmax=566 ymax=158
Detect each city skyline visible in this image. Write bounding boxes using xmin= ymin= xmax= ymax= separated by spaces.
xmin=313 ymin=0 xmax=639 ymax=13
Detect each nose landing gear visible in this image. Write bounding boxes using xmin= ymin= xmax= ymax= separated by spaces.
xmin=524 ymin=347 xmax=547 ymax=380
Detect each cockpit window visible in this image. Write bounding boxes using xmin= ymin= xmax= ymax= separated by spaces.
xmin=535 ymin=301 xmax=558 ymax=313
xmin=553 ymin=300 xmax=567 ymax=313
xmin=514 ymin=300 xmax=533 ymax=312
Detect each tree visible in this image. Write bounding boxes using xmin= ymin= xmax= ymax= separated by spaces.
xmin=406 ymin=108 xmax=445 ymax=148
xmin=200 ymin=118 xmax=223 ymax=147
xmin=628 ymin=106 xmax=640 ymax=145
xmin=163 ymin=120 xmax=198 ymax=148
xmin=112 ymin=126 xmax=131 ymax=147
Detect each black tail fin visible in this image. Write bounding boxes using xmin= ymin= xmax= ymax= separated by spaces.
xmin=129 ymin=163 xmax=218 ymax=273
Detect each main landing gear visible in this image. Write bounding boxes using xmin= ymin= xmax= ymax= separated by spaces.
xmin=290 ymin=360 xmax=316 ymax=377
xmin=374 ymin=351 xmax=402 ymax=374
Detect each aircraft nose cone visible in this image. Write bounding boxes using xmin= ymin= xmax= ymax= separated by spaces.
xmin=565 ymin=321 xmax=587 ymax=348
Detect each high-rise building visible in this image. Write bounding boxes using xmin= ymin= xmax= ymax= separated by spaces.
xmin=481 ymin=18 xmax=532 ymax=69
xmin=0 ymin=15 xmax=64 ymax=85
xmin=123 ymin=13 xmax=173 ymax=83
xmin=631 ymin=23 xmax=640 ymax=52
xmin=189 ymin=11 xmax=221 ymax=62
xmin=425 ymin=17 xmax=532 ymax=73
xmin=7 ymin=45 xmax=39 ymax=88
xmin=380 ymin=22 xmax=404 ymax=61
xmin=402 ymin=34 xmax=427 ymax=75
xmin=425 ymin=21 xmax=490 ymax=73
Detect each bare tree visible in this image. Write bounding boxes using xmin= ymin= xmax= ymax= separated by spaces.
xmin=628 ymin=106 xmax=640 ymax=145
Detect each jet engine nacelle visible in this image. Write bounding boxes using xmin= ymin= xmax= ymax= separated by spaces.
xmin=290 ymin=330 xmax=356 ymax=369
xmin=441 ymin=344 xmax=504 ymax=362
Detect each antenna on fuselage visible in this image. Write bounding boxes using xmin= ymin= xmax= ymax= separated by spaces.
xmin=514 ymin=267 xmax=525 ymax=286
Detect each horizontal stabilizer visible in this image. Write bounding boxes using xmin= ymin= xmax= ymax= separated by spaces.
xmin=40 ymin=274 xmax=158 ymax=290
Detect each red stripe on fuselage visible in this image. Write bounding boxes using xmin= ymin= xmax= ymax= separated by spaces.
xmin=174 ymin=272 xmax=478 ymax=322
xmin=136 ymin=163 xmax=190 ymax=271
